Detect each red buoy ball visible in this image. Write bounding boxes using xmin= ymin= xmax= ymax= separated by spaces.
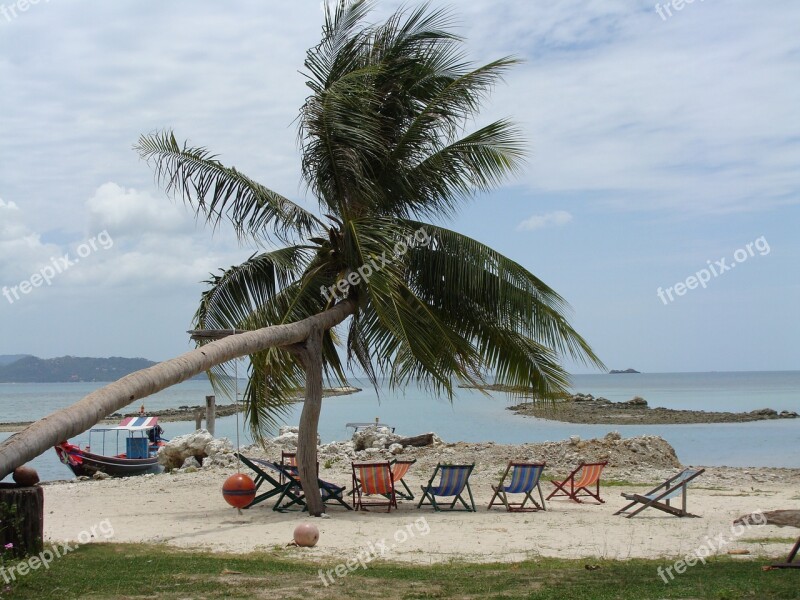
xmin=293 ymin=523 xmax=319 ymax=547
xmin=222 ymin=473 xmax=256 ymax=509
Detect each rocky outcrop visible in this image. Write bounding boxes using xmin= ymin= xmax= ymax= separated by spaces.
xmin=534 ymin=431 xmax=681 ymax=469
xmin=272 ymin=426 xmax=321 ymax=448
xmin=510 ymin=395 xmax=798 ymax=425
xmin=157 ymin=429 xmax=237 ymax=471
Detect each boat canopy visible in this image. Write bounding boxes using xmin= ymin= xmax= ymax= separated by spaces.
xmin=345 ymin=421 xmax=395 ymax=433
xmin=91 ymin=416 xmax=160 ymax=433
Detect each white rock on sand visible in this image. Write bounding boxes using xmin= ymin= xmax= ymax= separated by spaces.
xmin=42 ymin=432 xmax=800 ymax=564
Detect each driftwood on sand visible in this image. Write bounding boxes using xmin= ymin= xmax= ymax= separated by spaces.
xmin=392 ymin=433 xmax=435 ymax=447
xmin=734 ymin=510 xmax=800 ymax=528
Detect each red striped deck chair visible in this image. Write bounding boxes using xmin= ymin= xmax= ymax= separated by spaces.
xmin=488 ymin=462 xmax=546 ymax=512
xmin=417 ymin=464 xmax=476 ymax=511
xmin=351 ymin=462 xmax=396 ymax=512
xmin=614 ymin=468 xmax=705 ymax=518
xmin=390 ymin=458 xmax=416 ymax=501
xmin=546 ymin=461 xmax=607 ymax=504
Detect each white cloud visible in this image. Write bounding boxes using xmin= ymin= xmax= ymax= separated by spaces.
xmin=1 ymin=183 xmax=251 ymax=300
xmin=0 ymin=197 xmax=61 ymax=282
xmin=85 ymin=182 xmax=197 ymax=236
xmin=517 ymin=210 xmax=573 ymax=231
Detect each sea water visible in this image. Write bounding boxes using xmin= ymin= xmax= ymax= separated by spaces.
xmin=1 ymin=371 xmax=798 ymax=481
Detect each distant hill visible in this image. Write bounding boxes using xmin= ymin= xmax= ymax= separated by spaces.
xmin=0 ymin=355 xmax=157 ymax=383
xmin=609 ymin=368 xmax=641 ymax=374
xmin=0 ymin=354 xmax=31 ymax=367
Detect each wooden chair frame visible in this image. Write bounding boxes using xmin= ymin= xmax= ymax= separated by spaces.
xmin=772 ymin=536 xmax=800 ymax=569
xmin=614 ymin=468 xmax=705 ymax=518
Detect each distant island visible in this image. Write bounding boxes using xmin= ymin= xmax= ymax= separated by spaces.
xmin=0 ymin=354 xmax=30 ymax=367
xmin=609 ymin=368 xmax=640 ymax=374
xmin=0 ymin=354 xmax=161 ymax=383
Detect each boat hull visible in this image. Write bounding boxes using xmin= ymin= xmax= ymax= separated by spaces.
xmin=54 ymin=442 xmax=162 ymax=478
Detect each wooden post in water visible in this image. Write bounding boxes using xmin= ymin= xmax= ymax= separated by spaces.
xmin=205 ymin=395 xmax=216 ymax=436
xmin=194 ymin=409 xmax=203 ymax=431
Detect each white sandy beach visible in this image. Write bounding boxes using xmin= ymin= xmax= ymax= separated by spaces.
xmin=40 ymin=442 xmax=800 ymax=564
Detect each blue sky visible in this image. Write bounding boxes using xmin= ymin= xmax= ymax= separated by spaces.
xmin=0 ymin=0 xmax=798 ymax=373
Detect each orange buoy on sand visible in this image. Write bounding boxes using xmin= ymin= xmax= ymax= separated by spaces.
xmin=294 ymin=523 xmax=320 ymax=547
xmin=222 ymin=473 xmax=256 ymax=509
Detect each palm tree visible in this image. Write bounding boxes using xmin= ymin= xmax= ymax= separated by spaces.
xmin=0 ymin=1 xmax=602 ymax=514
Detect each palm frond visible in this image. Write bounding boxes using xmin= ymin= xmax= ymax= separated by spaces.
xmin=299 ymin=2 xmax=525 ymax=223
xmin=404 ymin=221 xmax=605 ymax=374
xmin=135 ymin=131 xmax=323 ymax=243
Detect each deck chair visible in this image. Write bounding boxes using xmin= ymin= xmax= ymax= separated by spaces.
xmin=488 ymin=462 xmax=546 ymax=512
xmin=772 ymin=536 xmax=800 ymax=569
xmin=279 ymin=460 xmax=351 ymax=512
xmin=547 ymin=461 xmax=607 ymax=504
xmin=390 ymin=458 xmax=416 ymax=501
xmin=236 ymin=453 xmax=351 ymax=512
xmin=614 ymin=468 xmax=705 ymax=518
xmin=417 ymin=464 xmax=476 ymax=511
xmin=234 ymin=453 xmax=305 ymax=511
xmin=351 ymin=462 xmax=396 ymax=512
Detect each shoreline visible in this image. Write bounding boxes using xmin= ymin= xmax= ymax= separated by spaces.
xmin=0 ymin=386 xmax=361 ymax=432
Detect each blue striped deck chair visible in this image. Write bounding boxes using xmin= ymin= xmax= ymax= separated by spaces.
xmin=417 ymin=464 xmax=476 ymax=511
xmin=488 ymin=462 xmax=546 ymax=512
xmin=614 ymin=468 xmax=705 ymax=518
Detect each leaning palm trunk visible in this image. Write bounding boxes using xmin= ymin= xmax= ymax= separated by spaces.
xmin=0 ymin=300 xmax=356 ymax=508
xmin=287 ymin=326 xmax=326 ymax=516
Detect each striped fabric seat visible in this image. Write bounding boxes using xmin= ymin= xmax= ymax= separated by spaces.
xmin=432 ymin=466 xmax=471 ymax=496
xmin=389 ymin=459 xmax=416 ymax=501
xmin=572 ymin=463 xmax=605 ymax=489
xmin=504 ymin=464 xmax=545 ymax=493
xmin=488 ymin=462 xmax=546 ymax=512
xmin=615 ymin=468 xmax=705 ymax=518
xmin=358 ymin=464 xmax=393 ymax=495
xmin=352 ymin=462 xmax=395 ymax=512
xmin=547 ymin=461 xmax=608 ymax=504
xmin=417 ymin=464 xmax=476 ymax=511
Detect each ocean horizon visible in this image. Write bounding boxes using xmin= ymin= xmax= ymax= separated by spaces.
xmin=2 ymin=370 xmax=798 ymax=482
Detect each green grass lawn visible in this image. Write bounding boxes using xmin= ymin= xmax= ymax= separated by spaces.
xmin=0 ymin=543 xmax=796 ymax=599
